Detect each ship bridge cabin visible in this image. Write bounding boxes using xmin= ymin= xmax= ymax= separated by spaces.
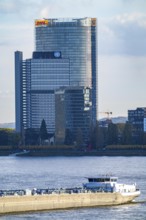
xmin=83 ymin=176 xmax=118 ymax=190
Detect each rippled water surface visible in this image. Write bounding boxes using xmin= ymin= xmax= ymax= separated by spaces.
xmin=0 ymin=156 xmax=145 ymax=219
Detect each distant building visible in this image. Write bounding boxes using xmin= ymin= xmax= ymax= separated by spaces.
xmin=128 ymin=107 xmax=146 ymax=132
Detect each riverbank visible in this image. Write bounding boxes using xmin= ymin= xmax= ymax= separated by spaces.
xmin=17 ymin=148 xmax=146 ymax=157
xmin=1 ymin=145 xmax=146 ymax=156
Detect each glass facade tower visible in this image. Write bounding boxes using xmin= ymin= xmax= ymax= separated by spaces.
xmin=35 ymin=17 xmax=97 ymax=124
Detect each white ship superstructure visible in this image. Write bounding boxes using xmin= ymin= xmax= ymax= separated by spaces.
xmin=83 ymin=175 xmax=140 ymax=195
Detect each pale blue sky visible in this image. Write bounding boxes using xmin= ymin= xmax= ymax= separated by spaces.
xmin=0 ymin=0 xmax=146 ymax=122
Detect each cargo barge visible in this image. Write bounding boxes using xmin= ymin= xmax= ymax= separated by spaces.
xmin=0 ymin=176 xmax=140 ymax=214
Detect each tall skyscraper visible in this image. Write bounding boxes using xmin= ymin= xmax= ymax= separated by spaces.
xmin=15 ymin=17 xmax=97 ymax=145
xmin=35 ymin=18 xmax=97 ymax=123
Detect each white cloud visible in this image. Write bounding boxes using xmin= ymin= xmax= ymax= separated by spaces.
xmin=99 ymin=55 xmax=146 ymax=117
xmin=39 ymin=7 xmax=50 ymax=18
xmin=99 ymin=12 xmax=146 ymax=56
xmin=0 ymin=0 xmax=42 ymax=14
xmin=0 ymin=1 xmax=17 ymax=13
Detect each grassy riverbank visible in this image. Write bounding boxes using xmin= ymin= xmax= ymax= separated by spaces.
xmin=0 ymin=145 xmax=146 ymax=156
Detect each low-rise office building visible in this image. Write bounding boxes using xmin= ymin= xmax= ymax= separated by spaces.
xmin=128 ymin=107 xmax=146 ymax=132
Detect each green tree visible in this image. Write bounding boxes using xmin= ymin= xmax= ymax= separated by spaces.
xmin=40 ymin=119 xmax=48 ymax=144
xmin=97 ymin=126 xmax=108 ymax=148
xmin=0 ymin=129 xmax=8 ymax=145
xmin=116 ymin=123 xmax=125 ymax=144
xmin=107 ymin=123 xmax=118 ymax=145
xmin=25 ymin=128 xmax=39 ymax=145
xmin=122 ymin=123 xmax=132 ymax=145
xmin=143 ymin=132 xmax=146 ymax=145
xmin=64 ymin=129 xmax=73 ymax=145
xmin=76 ymin=128 xmax=83 ymax=148
xmin=8 ymin=132 xmax=21 ymax=147
xmin=89 ymin=122 xmax=108 ymax=149
xmin=89 ymin=123 xmax=97 ymax=149
xmin=0 ymin=128 xmax=14 ymax=146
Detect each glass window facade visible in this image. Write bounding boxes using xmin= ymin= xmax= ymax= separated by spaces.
xmin=55 ymin=87 xmax=92 ymax=145
xmin=30 ymin=59 xmax=70 ymax=90
xmin=128 ymin=108 xmax=146 ymax=131
xmin=15 ymin=51 xmax=70 ymax=133
xmin=35 ymin=18 xmax=97 ymax=124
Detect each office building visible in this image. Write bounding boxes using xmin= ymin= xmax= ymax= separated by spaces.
xmin=35 ymin=18 xmax=97 ymax=124
xmin=55 ymin=87 xmax=91 ymax=145
xmin=128 ymin=107 xmax=146 ymax=132
xmin=15 ymin=51 xmax=70 ymax=133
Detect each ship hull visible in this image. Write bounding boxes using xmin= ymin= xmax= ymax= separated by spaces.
xmin=0 ymin=191 xmax=140 ymax=214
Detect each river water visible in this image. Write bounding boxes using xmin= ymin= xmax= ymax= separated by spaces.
xmin=0 ymin=156 xmax=145 ymax=219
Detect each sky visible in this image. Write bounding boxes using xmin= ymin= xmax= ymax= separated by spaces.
xmin=0 ymin=0 xmax=146 ymax=123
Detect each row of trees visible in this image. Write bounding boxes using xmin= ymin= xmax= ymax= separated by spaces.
xmin=24 ymin=119 xmax=54 ymax=145
xmin=64 ymin=121 xmax=146 ymax=148
xmin=0 ymin=119 xmax=49 ymax=147
xmin=0 ymin=128 xmax=21 ymax=147
xmin=1 ymin=120 xmax=146 ymax=148
xmin=89 ymin=122 xmax=146 ymax=148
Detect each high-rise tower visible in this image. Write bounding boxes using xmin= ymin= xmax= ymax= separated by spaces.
xmin=35 ymin=18 xmax=97 ymax=124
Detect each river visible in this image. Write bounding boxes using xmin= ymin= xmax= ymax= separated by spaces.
xmin=0 ymin=156 xmax=145 ymax=219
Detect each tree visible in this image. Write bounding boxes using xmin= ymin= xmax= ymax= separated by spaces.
xmin=76 ymin=128 xmax=83 ymax=148
xmin=116 ymin=123 xmax=125 ymax=144
xmin=143 ymin=132 xmax=146 ymax=145
xmin=89 ymin=122 xmax=108 ymax=149
xmin=64 ymin=129 xmax=73 ymax=145
xmin=122 ymin=123 xmax=132 ymax=145
xmin=25 ymin=128 xmax=39 ymax=145
xmin=107 ymin=123 xmax=118 ymax=145
xmin=0 ymin=128 xmax=14 ymax=146
xmin=96 ymin=126 xmax=108 ymax=148
xmin=0 ymin=129 xmax=21 ymax=148
xmin=0 ymin=129 xmax=9 ymax=146
xmin=39 ymin=119 xmax=48 ymax=144
xmin=8 ymin=132 xmax=21 ymax=147
xmin=89 ymin=123 xmax=97 ymax=149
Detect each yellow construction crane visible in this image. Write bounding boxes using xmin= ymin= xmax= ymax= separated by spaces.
xmin=99 ymin=112 xmax=112 ymax=120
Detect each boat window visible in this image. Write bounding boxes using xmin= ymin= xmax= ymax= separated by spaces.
xmin=95 ymin=178 xmax=110 ymax=182
xmin=111 ymin=179 xmax=117 ymax=182
xmin=88 ymin=178 xmax=94 ymax=182
xmin=95 ymin=178 xmax=103 ymax=182
xmin=88 ymin=178 xmax=112 ymax=182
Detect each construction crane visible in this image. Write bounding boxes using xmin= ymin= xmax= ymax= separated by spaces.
xmin=99 ymin=112 xmax=112 ymax=120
